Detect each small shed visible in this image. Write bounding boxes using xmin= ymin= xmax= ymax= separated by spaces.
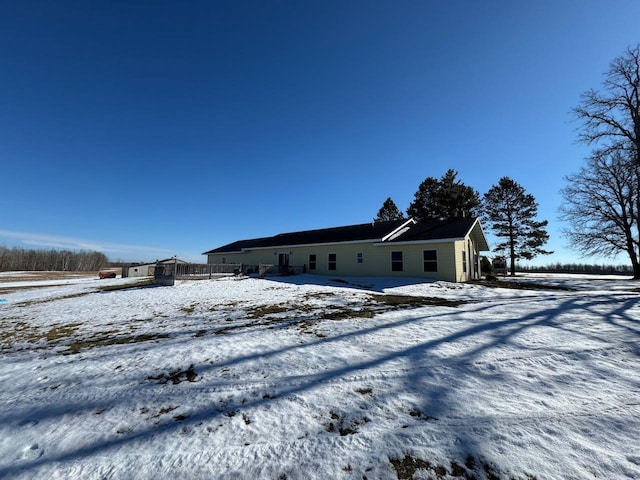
xmin=122 ymin=262 xmax=155 ymax=278
xmin=122 ymin=258 xmax=188 ymax=278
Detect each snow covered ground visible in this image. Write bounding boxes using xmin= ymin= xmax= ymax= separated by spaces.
xmin=0 ymin=273 xmax=638 ymax=479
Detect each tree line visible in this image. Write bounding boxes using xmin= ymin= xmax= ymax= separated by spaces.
xmin=0 ymin=246 xmax=108 ymax=272
xmin=375 ymin=43 xmax=640 ymax=278
xmin=516 ymin=263 xmax=633 ymax=275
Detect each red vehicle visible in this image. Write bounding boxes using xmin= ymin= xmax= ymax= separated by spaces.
xmin=99 ymin=271 xmax=117 ymax=279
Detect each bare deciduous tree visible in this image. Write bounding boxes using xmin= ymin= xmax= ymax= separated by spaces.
xmin=573 ymin=44 xmax=640 ymax=158
xmin=0 ymin=247 xmax=109 ymax=272
xmin=560 ymin=151 xmax=640 ymax=278
xmin=565 ymin=44 xmax=640 ymax=277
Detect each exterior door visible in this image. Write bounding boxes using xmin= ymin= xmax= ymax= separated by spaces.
xmin=278 ymin=253 xmax=290 ymax=274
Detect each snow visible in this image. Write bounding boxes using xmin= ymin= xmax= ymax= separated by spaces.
xmin=1 ymin=273 xmax=639 ymax=479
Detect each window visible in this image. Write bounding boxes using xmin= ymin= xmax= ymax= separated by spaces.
xmin=423 ymin=250 xmax=438 ymax=272
xmin=309 ymin=254 xmax=316 ymax=270
xmin=328 ymin=253 xmax=337 ymax=271
xmin=462 ymin=251 xmax=467 ymax=273
xmin=391 ymin=251 xmax=403 ymax=271
xmin=356 ymin=252 xmax=363 ymax=264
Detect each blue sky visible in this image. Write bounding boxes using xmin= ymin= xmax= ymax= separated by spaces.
xmin=1 ymin=0 xmax=639 ymax=265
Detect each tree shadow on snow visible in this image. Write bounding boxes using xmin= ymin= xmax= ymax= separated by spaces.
xmin=265 ymin=273 xmax=439 ymax=292
xmin=2 ymin=289 xmax=639 ymax=479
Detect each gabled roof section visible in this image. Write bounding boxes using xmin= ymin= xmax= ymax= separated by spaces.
xmin=384 ymin=217 xmax=490 ymax=251
xmin=203 ymin=218 xmax=490 ymax=255
xmin=468 ymin=219 xmax=490 ymax=252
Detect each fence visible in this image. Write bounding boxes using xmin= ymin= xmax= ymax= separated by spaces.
xmin=175 ymin=263 xmax=242 ymax=279
xmin=257 ymin=264 xmax=306 ymax=276
xmin=154 ymin=262 xmax=241 ymax=285
xmin=154 ymin=262 xmax=306 ymax=285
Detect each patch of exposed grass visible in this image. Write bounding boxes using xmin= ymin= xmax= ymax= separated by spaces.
xmin=0 ymin=284 xmax=64 ymax=295
xmin=147 ymin=364 xmax=198 ymax=384
xmin=389 ymin=454 xmax=539 ymax=480
xmin=390 ymin=455 xmax=433 ymax=479
xmin=322 ymin=307 xmax=375 ymax=321
xmin=209 ymin=300 xmax=243 ymax=312
xmin=0 ymin=320 xmax=35 ymax=348
xmin=96 ymin=278 xmax=156 ymax=292
xmin=17 ymin=291 xmax=92 ymax=307
xmin=246 ymin=304 xmax=291 ymax=319
xmin=408 ymin=409 xmax=437 ymax=421
xmin=45 ymin=323 xmax=82 ymax=342
xmin=67 ymin=332 xmax=170 ymax=354
xmin=325 ymin=411 xmax=369 ymax=436
xmin=155 ymin=406 xmax=178 ymax=417
xmin=471 ymin=279 xmax=574 ymax=292
xmin=368 ymin=294 xmax=465 ymax=308
xmin=355 ymin=387 xmax=372 ymax=395
xmin=181 ymin=304 xmax=197 ymax=314
xmin=1 ymin=320 xmax=86 ymax=349
xmin=0 ymin=271 xmax=100 ymax=283
xmin=302 ymin=292 xmax=336 ymax=301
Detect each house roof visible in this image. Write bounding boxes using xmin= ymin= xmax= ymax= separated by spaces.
xmin=203 ymin=218 xmax=489 ymax=254
xmin=156 ymin=257 xmax=189 ymax=264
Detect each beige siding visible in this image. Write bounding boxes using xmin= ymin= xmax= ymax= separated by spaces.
xmin=452 ymin=238 xmax=483 ymax=282
xmin=207 ymin=239 xmax=474 ymax=282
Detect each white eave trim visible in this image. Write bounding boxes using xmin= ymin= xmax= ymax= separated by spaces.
xmin=373 ymin=237 xmax=467 ymax=247
xmin=466 ymin=218 xmax=490 ymax=251
xmin=381 ymin=218 xmax=417 ymax=242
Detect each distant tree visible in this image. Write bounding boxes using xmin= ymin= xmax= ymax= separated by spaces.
xmin=560 ymin=151 xmax=640 ymax=278
xmin=407 ymin=169 xmax=480 ymax=222
xmin=374 ymin=197 xmax=405 ymax=222
xmin=0 ymin=246 xmax=108 ymax=272
xmin=566 ymin=44 xmax=640 ymax=278
xmin=482 ymin=177 xmax=552 ymax=276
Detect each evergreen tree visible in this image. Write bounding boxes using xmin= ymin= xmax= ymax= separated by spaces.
xmin=406 ymin=169 xmax=480 ymax=222
xmin=482 ymin=177 xmax=552 ymax=275
xmin=374 ymin=197 xmax=405 ymax=222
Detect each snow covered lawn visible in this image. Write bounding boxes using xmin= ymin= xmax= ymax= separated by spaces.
xmin=1 ymin=273 xmax=639 ymax=479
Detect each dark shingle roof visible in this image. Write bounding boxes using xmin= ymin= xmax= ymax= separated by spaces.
xmin=203 ymin=219 xmax=407 ymax=254
xmin=204 ymin=218 xmax=488 ymax=254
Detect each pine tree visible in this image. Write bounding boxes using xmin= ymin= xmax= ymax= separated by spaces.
xmin=374 ymin=197 xmax=405 ymax=222
xmin=482 ymin=177 xmax=552 ymax=275
xmin=406 ymin=169 xmax=480 ymax=222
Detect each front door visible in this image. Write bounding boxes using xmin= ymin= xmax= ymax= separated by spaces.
xmin=278 ymin=253 xmax=290 ymax=274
